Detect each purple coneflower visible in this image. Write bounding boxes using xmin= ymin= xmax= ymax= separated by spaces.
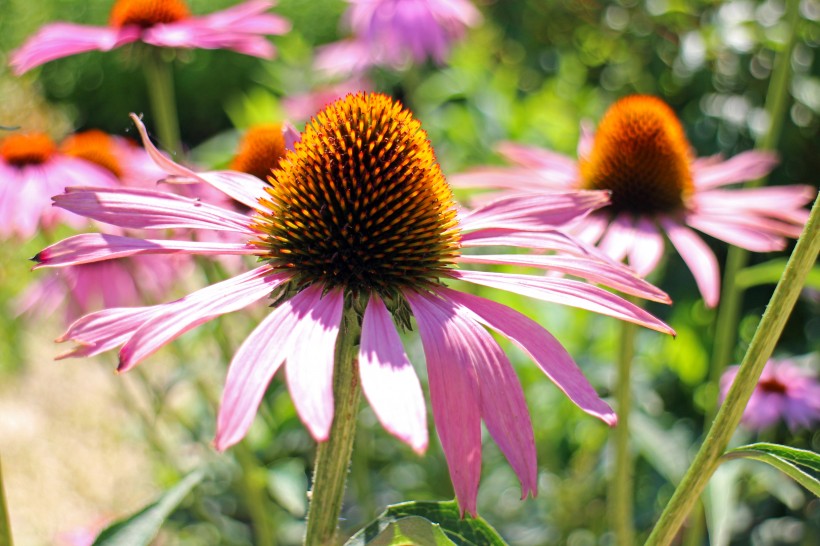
xmin=451 ymin=95 xmax=815 ymax=307
xmin=316 ymin=0 xmax=481 ymax=75
xmin=721 ymin=358 xmax=820 ymax=431
xmin=10 ymin=0 xmax=291 ymax=75
xmin=34 ymin=93 xmax=674 ymax=514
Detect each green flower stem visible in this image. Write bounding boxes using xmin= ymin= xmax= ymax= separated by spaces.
xmin=142 ymin=47 xmax=182 ymax=157
xmin=305 ymin=305 xmax=362 ymax=546
xmin=235 ymin=443 xmax=277 ymax=546
xmin=645 ymin=194 xmax=820 ymax=546
xmin=0 ymin=457 xmax=13 ymax=546
xmin=609 ymin=303 xmax=638 ymax=545
xmin=706 ymin=0 xmax=800 ymax=417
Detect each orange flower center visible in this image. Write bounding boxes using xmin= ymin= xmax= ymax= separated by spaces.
xmin=758 ymin=377 xmax=788 ymax=395
xmin=230 ymin=124 xmax=288 ymax=182
xmin=60 ymin=130 xmax=124 ymax=179
xmin=579 ymin=95 xmax=694 ymax=214
xmin=109 ymin=0 xmax=190 ymax=28
xmin=0 ymin=133 xmax=56 ymax=166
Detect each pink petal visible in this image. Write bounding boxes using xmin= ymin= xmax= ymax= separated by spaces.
xmin=686 ymin=214 xmax=786 ymax=252
xmin=660 ymin=218 xmax=720 ymax=307
xmin=359 ymin=296 xmax=428 ymax=454
xmin=457 ymin=254 xmax=670 ymax=303
xmin=460 ymin=228 xmax=599 ymax=257
xmin=598 ymin=214 xmax=635 ymax=263
xmin=404 ymin=291 xmax=482 ymax=517
xmin=628 ymin=217 xmax=666 ymax=277
xmin=696 ymin=185 xmax=814 ymax=215
xmin=441 ymin=287 xmax=616 ymax=425
xmin=214 ymin=284 xmax=319 ymax=451
xmin=452 ymin=269 xmax=675 ymax=335
xmin=53 ymin=187 xmax=255 ymax=234
xmin=497 ymin=142 xmax=579 ymax=187
xmin=118 ymin=266 xmax=285 ymax=371
xmin=448 ymin=167 xmax=556 ymax=192
xmin=570 ymin=212 xmax=609 ymax=245
xmin=285 ymin=286 xmax=344 ymax=442
xmin=577 ymin=120 xmax=595 ymax=159
xmin=56 ymin=306 xmax=163 ymax=359
xmin=33 ymin=233 xmax=259 ymax=268
xmin=458 ymin=191 xmax=610 ymax=233
xmin=692 ymin=150 xmax=778 ymax=190
xmin=9 ymin=23 xmax=139 ymax=75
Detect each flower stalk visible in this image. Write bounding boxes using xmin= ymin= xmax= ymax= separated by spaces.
xmin=305 ymin=304 xmax=362 ymax=545
xmin=142 ymin=47 xmax=182 ymax=157
xmin=645 ymin=193 xmax=820 ymax=546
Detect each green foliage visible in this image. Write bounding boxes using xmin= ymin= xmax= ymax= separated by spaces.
xmin=722 ymin=443 xmax=820 ymax=497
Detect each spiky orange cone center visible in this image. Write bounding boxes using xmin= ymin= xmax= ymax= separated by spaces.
xmin=61 ymin=130 xmax=124 ymax=178
xmin=230 ymin=124 xmax=288 ymax=182
xmin=580 ymin=95 xmax=694 ymax=214
xmin=0 ymin=133 xmax=57 ymax=166
xmin=255 ymin=93 xmax=461 ymax=299
xmin=109 ymin=0 xmax=190 ymax=28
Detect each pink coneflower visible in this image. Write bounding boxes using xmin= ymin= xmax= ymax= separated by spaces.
xmin=10 ymin=0 xmax=291 ymax=75
xmin=316 ymin=0 xmax=481 ymax=75
xmin=282 ymin=76 xmax=374 ymax=122
xmin=451 ymin=95 xmax=815 ymax=307
xmin=721 ymin=358 xmax=820 ymax=431
xmin=34 ymin=93 xmax=673 ymax=515
xmin=0 ymin=132 xmax=118 ymax=239
xmin=229 ymin=123 xmax=300 ymax=182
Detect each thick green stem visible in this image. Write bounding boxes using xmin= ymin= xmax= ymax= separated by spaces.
xmin=706 ymin=0 xmax=800 ymax=417
xmin=305 ymin=305 xmax=362 ymax=546
xmin=645 ymin=194 xmax=820 ymax=546
xmin=610 ymin=311 xmax=637 ymax=545
xmin=0 ymin=457 xmax=13 ymax=546
xmin=142 ymin=48 xmax=182 ymax=157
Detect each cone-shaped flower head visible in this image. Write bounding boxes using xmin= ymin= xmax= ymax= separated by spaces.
xmin=36 ymin=93 xmax=675 ymax=516
xmin=451 ymin=94 xmax=815 ymax=307
xmin=10 ymin=0 xmax=291 ymax=75
xmin=230 ymin=123 xmax=298 ymax=181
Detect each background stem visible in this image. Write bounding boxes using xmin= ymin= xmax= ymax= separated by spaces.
xmin=142 ymin=47 xmax=182 ymax=157
xmin=645 ymin=194 xmax=820 ymax=546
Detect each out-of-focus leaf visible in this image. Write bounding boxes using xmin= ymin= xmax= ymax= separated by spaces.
xmin=631 ymin=412 xmax=692 ymax=483
xmin=735 ymin=259 xmax=820 ymax=289
xmin=722 ymin=443 xmax=820 ymax=496
xmin=345 ymin=501 xmax=508 ymax=546
xmin=704 ymin=463 xmax=743 ymax=546
xmin=266 ymin=459 xmax=308 ymax=516
xmin=92 ymin=471 xmax=204 ymax=546
xmin=0 ymin=458 xmax=13 ymax=546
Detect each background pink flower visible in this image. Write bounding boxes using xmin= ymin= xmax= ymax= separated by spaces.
xmin=10 ymin=0 xmax=291 ymax=75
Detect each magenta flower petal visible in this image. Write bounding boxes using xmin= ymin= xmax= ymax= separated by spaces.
xmin=405 ymin=291 xmax=482 ymax=517
xmin=660 ymin=218 xmax=720 ymax=307
xmin=33 ymin=233 xmax=258 ymax=269
xmin=693 ymin=150 xmax=779 ymax=190
xmin=56 ymin=306 xmax=163 ymax=359
xmin=452 ymin=269 xmax=675 ymax=335
xmin=285 ymin=286 xmax=345 ymax=442
xmin=497 ymin=142 xmax=579 ymax=186
xmin=359 ymin=296 xmax=428 ymax=454
xmin=118 ymin=266 xmax=285 ymax=371
xmin=685 ymin=215 xmax=786 ymax=252
xmin=53 ymin=187 xmax=255 ymax=234
xmin=459 ymin=191 xmax=609 ymax=232
xmin=628 ymin=217 xmax=665 ymax=277
xmin=598 ymin=214 xmax=635 ymax=263
xmin=461 ymin=228 xmax=596 ymax=256
xmin=215 ymin=284 xmax=321 ymax=451
xmin=441 ymin=288 xmax=616 ymax=426
xmin=9 ymin=23 xmax=139 ymax=75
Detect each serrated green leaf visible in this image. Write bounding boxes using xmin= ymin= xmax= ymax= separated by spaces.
xmin=722 ymin=443 xmax=820 ymax=497
xmin=0 ymin=458 xmax=13 ymax=546
xmin=346 ymin=501 xmax=508 ymax=546
xmin=736 ymin=259 xmax=820 ymax=289
xmin=92 ymin=471 xmax=204 ymax=546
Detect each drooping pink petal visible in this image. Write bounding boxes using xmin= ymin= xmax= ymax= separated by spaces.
xmin=685 ymin=214 xmax=786 ymax=252
xmin=497 ymin=142 xmax=579 ymax=188
xmin=692 ymin=150 xmax=778 ymax=190
xmin=441 ymin=287 xmax=617 ymax=426
xmin=695 ymin=185 xmax=815 ymax=217
xmin=628 ymin=217 xmax=665 ymax=277
xmin=33 ymin=233 xmax=259 ymax=268
xmin=451 ymin=269 xmax=675 ymax=335
xmin=449 ymin=167 xmax=559 ymax=193
xmin=424 ymin=292 xmax=538 ymax=500
xmin=118 ymin=266 xmax=285 ymax=371
xmin=598 ymin=214 xmax=635 ymax=263
xmin=285 ymin=285 xmax=344 ymax=442
xmin=660 ymin=218 xmax=720 ymax=307
xmin=215 ymin=284 xmax=319 ymax=451
xmin=458 ymin=191 xmax=610 ymax=233
xmin=9 ymin=23 xmax=140 ymax=75
xmin=570 ymin=212 xmax=609 ymax=246
xmin=460 ymin=228 xmax=599 ymax=257
xmin=53 ymin=186 xmax=256 ymax=234
xmin=144 ymin=0 xmax=290 ymax=58
xmin=359 ymin=296 xmax=428 ymax=454
xmin=56 ymin=306 xmax=163 ymax=359
xmin=405 ymin=291 xmax=482 ymax=517
xmin=456 ymin=254 xmax=670 ymax=303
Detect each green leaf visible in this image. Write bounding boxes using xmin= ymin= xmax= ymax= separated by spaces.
xmin=735 ymin=259 xmax=820 ymax=289
xmin=92 ymin=471 xmax=204 ymax=546
xmin=346 ymin=501 xmax=508 ymax=546
xmin=0 ymin=458 xmax=13 ymax=546
xmin=722 ymin=443 xmax=820 ymax=496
